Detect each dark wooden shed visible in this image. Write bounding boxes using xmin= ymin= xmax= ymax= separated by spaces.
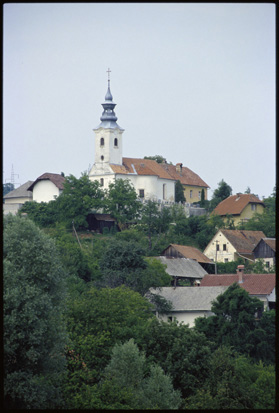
xmin=86 ymin=213 xmax=119 ymax=233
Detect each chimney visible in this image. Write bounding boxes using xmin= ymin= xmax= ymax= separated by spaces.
xmin=176 ymin=163 xmax=183 ymax=173
xmin=236 ymin=265 xmax=245 ymax=283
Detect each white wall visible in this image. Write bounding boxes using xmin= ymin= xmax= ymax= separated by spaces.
xmin=157 ymin=311 xmax=214 ymax=328
xmin=204 ymin=231 xmax=237 ymax=262
xmin=32 ymin=180 xmax=60 ymax=203
xmin=94 ymin=128 xmax=123 ymax=166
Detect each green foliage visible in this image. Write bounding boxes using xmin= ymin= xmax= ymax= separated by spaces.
xmin=175 ymin=180 xmax=186 ymax=203
xmin=64 ymin=286 xmax=154 ymax=408
xmin=100 ymin=339 xmax=182 ymax=409
xmin=4 ymin=215 xmax=68 ymax=409
xmin=104 ymin=178 xmax=141 ymax=227
xmin=97 ymin=239 xmax=171 ymax=294
xmin=185 ymin=346 xmax=275 ymax=409
xmin=144 ymin=154 xmax=166 ymax=163
xmin=138 ymin=319 xmax=212 ymax=399
xmin=3 ymin=182 xmax=15 ymax=196
xmin=20 ymin=200 xmax=60 ymax=227
xmin=209 ymin=179 xmax=232 ymax=211
xmin=194 ymin=283 xmax=275 ymax=364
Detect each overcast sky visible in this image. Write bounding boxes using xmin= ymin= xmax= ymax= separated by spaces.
xmin=3 ymin=3 xmax=275 ymax=199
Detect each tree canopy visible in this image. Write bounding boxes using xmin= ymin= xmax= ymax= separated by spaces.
xmin=4 ymin=215 xmax=68 ymax=409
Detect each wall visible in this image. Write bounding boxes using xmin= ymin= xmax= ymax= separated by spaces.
xmin=203 ymin=231 xmax=237 ymax=263
xmin=157 ymin=310 xmax=214 ymax=328
xmin=32 ymin=180 xmax=60 ymax=203
xmin=183 ymin=185 xmax=208 ymax=204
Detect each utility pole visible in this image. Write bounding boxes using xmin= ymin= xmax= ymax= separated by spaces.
xmin=215 ymin=240 xmax=219 ymax=274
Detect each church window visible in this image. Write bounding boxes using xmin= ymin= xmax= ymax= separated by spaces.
xmin=114 ymin=138 xmax=118 ymax=147
xmin=101 ymin=155 xmax=104 ymax=161
xmin=100 ymin=178 xmax=104 ymax=186
xmin=100 ymin=137 xmax=104 ymax=146
xmin=139 ymin=189 xmax=145 ymax=198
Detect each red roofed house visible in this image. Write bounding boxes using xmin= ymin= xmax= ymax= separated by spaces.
xmin=88 ymin=78 xmax=209 ymax=204
xmin=28 ymin=173 xmax=65 ymax=203
xmin=200 ymin=266 xmax=276 ymax=310
xmin=203 ymin=229 xmax=266 ymax=263
xmin=212 ymin=193 xmax=265 ymax=226
xmin=253 ymin=238 xmax=276 ymax=270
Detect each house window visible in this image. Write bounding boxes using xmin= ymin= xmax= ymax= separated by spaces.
xmin=251 ymin=204 xmax=257 ymax=211
xmin=100 ymin=137 xmax=104 ymax=146
xmin=163 ymin=183 xmax=166 ymax=200
xmin=168 ymin=316 xmax=173 ymax=322
xmin=100 ymin=178 xmax=104 ymax=187
xmin=114 ymin=138 xmax=118 ymax=147
xmin=224 ymin=258 xmax=228 ymax=263
xmin=198 ymin=191 xmax=201 ymax=199
xmin=101 ymin=155 xmax=104 ymax=161
xmin=190 ymin=190 xmax=193 ymax=199
xmin=223 ymin=244 xmax=227 ymax=251
xmin=265 ymin=261 xmax=270 ymax=268
xmin=139 ymin=189 xmax=144 ymax=198
xmin=216 ymin=244 xmax=220 ymax=251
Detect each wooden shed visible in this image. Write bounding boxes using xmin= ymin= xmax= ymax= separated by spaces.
xmin=86 ymin=213 xmax=119 ymax=233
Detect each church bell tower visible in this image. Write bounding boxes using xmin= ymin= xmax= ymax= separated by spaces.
xmin=93 ymin=69 xmax=124 ymax=166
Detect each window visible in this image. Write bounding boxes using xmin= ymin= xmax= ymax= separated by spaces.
xmin=224 ymin=258 xmax=228 ymax=263
xmin=190 ymin=190 xmax=193 ymax=199
xmin=168 ymin=316 xmax=173 ymax=322
xmin=223 ymin=244 xmax=227 ymax=251
xmin=198 ymin=191 xmax=201 ymax=199
xmin=163 ymin=183 xmax=166 ymax=200
xmin=101 ymin=155 xmax=104 ymax=161
xmin=114 ymin=138 xmax=118 ymax=147
xmin=100 ymin=178 xmax=104 ymax=186
xmin=139 ymin=189 xmax=144 ymax=198
xmin=251 ymin=204 xmax=257 ymax=211
xmin=216 ymin=244 xmax=220 ymax=251
xmin=265 ymin=261 xmax=270 ymax=268
xmin=100 ymin=137 xmax=104 ymax=146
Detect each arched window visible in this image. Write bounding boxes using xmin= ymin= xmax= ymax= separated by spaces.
xmin=100 ymin=178 xmax=104 ymax=186
xmin=100 ymin=137 xmax=104 ymax=146
xmin=101 ymin=155 xmax=104 ymax=161
xmin=114 ymin=138 xmax=118 ymax=147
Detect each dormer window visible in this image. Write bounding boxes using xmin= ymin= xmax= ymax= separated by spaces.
xmin=114 ymin=138 xmax=118 ymax=147
xmin=100 ymin=137 xmax=104 ymax=146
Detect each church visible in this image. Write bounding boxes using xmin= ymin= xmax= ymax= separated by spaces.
xmin=88 ymin=73 xmax=209 ymax=204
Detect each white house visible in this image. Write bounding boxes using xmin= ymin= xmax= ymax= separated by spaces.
xmin=88 ymin=77 xmax=208 ymax=203
xmin=149 ymin=286 xmax=228 ymax=327
xmin=27 ymin=173 xmax=65 ymax=203
xmin=3 ymin=181 xmax=33 ymax=215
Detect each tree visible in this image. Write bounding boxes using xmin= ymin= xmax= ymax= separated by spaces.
xmin=97 ymin=239 xmax=171 ymax=294
xmin=210 ymin=179 xmax=232 ymax=210
xmin=104 ymin=178 xmax=141 ymax=228
xmin=194 ymin=283 xmax=272 ymax=361
xmin=57 ymin=173 xmax=104 ymax=229
xmin=4 ymin=215 xmax=68 ymax=409
xmin=144 ymin=154 xmax=166 ymax=163
xmin=63 ymin=286 xmax=154 ymax=408
xmin=175 ymin=180 xmax=186 ymax=203
xmin=3 ymin=182 xmax=14 ymax=197
xmin=100 ymin=339 xmax=182 ymax=409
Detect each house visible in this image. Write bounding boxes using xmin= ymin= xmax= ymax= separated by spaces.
xmin=160 ymin=162 xmax=209 ymax=203
xmin=253 ymin=238 xmax=276 ymax=269
xmin=3 ymin=181 xmax=33 ymax=215
xmin=149 ymin=286 xmax=228 ymax=327
xmin=154 ymin=256 xmax=207 ymax=286
xmin=200 ymin=266 xmax=276 ymax=310
xmin=86 ymin=213 xmax=119 ymax=233
xmin=212 ymin=193 xmax=265 ymax=226
xmin=161 ymin=243 xmax=215 ymax=273
xmin=203 ymin=229 xmax=266 ymax=263
xmin=88 ymin=76 xmax=209 ymax=204
xmin=27 ymin=173 xmax=65 ymax=203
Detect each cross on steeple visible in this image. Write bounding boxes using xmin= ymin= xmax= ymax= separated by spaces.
xmin=106 ymin=68 xmax=111 ymax=83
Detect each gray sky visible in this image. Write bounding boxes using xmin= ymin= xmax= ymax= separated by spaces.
xmin=3 ymin=3 xmax=275 ymax=199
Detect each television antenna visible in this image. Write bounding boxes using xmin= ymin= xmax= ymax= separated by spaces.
xmin=5 ymin=164 xmax=20 ymax=187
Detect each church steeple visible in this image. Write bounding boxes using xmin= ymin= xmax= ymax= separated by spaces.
xmin=92 ymin=69 xmax=124 ymax=166
xmin=95 ymin=68 xmax=123 ymax=130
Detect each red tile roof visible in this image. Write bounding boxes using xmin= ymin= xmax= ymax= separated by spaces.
xmin=221 ymin=230 xmax=266 ymax=254
xmin=162 ymin=244 xmax=212 ymax=264
xmin=28 ymin=173 xmax=65 ymax=191
xmin=109 ymin=158 xmax=209 ymax=188
xmin=212 ymin=193 xmax=264 ymax=216
xmin=161 ymin=163 xmax=209 ymax=188
xmin=200 ymin=273 xmax=275 ymax=295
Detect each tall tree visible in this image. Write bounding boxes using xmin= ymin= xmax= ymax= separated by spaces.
xmin=210 ymin=179 xmax=232 ymax=210
xmin=104 ymin=178 xmax=141 ymax=228
xmin=3 ymin=182 xmax=14 ymax=197
xmin=175 ymin=180 xmax=186 ymax=203
xmin=4 ymin=215 xmax=68 ymax=409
